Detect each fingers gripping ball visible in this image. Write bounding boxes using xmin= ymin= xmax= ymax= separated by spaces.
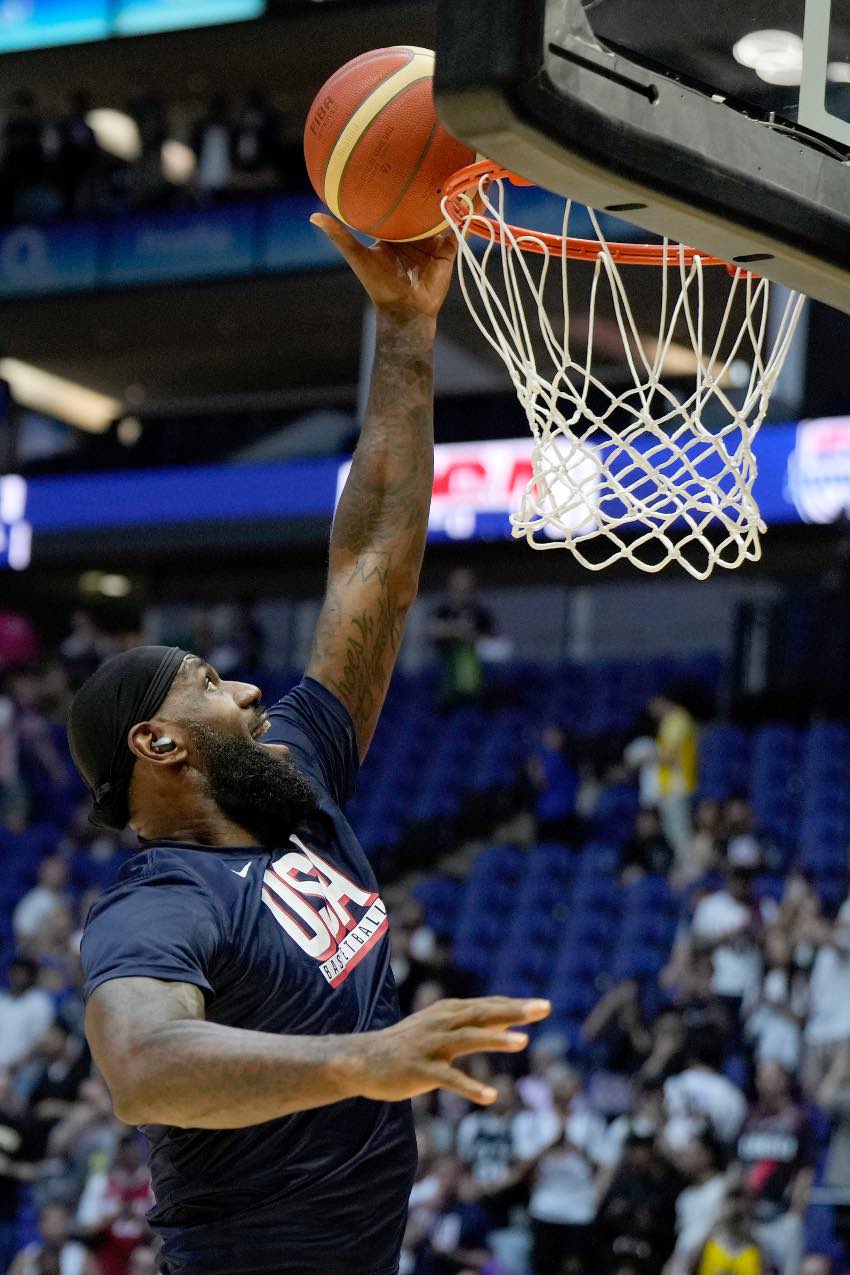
xmin=304 ymin=46 xmax=475 ymax=242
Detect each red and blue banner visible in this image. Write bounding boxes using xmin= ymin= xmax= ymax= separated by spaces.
xmin=5 ymin=421 xmax=850 ymax=569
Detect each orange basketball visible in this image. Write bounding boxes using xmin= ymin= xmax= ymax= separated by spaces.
xmin=303 ymin=46 xmax=475 ymax=242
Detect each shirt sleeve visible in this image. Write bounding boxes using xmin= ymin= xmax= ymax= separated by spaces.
xmin=689 ymin=897 xmax=712 ymax=938
xmin=264 ymin=675 xmax=359 ymax=807
xmin=80 ymin=855 xmax=226 ymax=1003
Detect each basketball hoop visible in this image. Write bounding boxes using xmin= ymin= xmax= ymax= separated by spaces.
xmin=440 ymin=162 xmax=806 ymax=579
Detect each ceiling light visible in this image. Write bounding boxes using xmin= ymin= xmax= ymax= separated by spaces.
xmin=0 ymin=359 xmax=120 ymax=433
xmin=8 ymin=522 xmax=31 ymax=572
xmin=161 ymin=139 xmax=196 ymax=185
xmin=79 ymin=571 xmax=132 ymax=597
xmin=99 ymin=573 xmax=131 ymax=597
xmin=755 ymin=61 xmax=804 ymax=86
xmin=732 ymin=29 xmax=804 ymax=85
xmin=85 ymin=109 xmax=142 ymax=162
xmin=733 ymin=29 xmax=801 ymax=69
xmin=0 ymin=475 xmax=26 ymax=524
xmin=116 ymin=416 xmax=143 ymax=446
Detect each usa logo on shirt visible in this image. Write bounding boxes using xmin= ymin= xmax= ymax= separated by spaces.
xmin=261 ymin=834 xmax=388 ymax=987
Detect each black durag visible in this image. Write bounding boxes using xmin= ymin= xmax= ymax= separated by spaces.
xmin=67 ymin=646 xmax=188 ymax=831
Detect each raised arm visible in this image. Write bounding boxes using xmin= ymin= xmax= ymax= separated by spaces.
xmin=305 ymin=215 xmax=456 ymax=760
xmin=86 ymin=976 xmax=550 ymax=1129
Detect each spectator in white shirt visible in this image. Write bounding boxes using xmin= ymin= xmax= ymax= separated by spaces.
xmin=623 ymin=735 xmax=659 ymax=810
xmin=664 ymin=1129 xmax=728 ymax=1275
xmin=663 ymin=1038 xmax=747 ymax=1150
xmin=514 ymin=1064 xmax=608 ymax=1275
xmin=0 ymin=958 xmax=53 ymax=1070
xmin=744 ymin=928 xmax=808 ymax=1072
xmin=13 ymin=856 xmax=70 ymax=951
xmin=688 ymin=850 xmax=774 ymax=1006
xmin=802 ymin=899 xmax=850 ymax=1096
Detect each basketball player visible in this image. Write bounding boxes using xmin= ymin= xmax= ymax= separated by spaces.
xmin=67 ymin=216 xmax=550 ymax=1275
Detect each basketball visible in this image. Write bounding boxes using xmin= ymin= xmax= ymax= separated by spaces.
xmin=303 ymin=46 xmax=475 ymax=242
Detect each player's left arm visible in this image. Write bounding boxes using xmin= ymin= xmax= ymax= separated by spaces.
xmin=305 ymin=214 xmax=457 ymax=760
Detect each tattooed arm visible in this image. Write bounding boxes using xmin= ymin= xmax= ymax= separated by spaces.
xmin=305 ymin=217 xmax=457 ymax=759
xmin=306 ymin=311 xmax=435 ymax=757
xmin=86 ymin=976 xmax=549 ymax=1127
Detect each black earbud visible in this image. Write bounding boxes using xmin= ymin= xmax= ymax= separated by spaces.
xmin=152 ymin=736 xmax=176 ymax=754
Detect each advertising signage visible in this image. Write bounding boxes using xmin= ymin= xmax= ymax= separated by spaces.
xmin=0 ymin=0 xmax=110 ymax=51
xmin=6 ymin=420 xmax=850 ymax=569
xmin=113 ymin=0 xmax=264 ymax=36
xmin=0 ymin=0 xmax=264 ymax=52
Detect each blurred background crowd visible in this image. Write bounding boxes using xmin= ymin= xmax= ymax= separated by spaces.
xmin=0 ymin=582 xmax=848 ymax=1275
xmin=0 ymin=86 xmax=308 ymax=225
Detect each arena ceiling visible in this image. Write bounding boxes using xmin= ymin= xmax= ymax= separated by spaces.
xmin=0 ymin=0 xmax=839 ymax=422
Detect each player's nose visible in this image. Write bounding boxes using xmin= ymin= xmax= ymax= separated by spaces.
xmin=227 ymin=681 xmax=262 ymax=708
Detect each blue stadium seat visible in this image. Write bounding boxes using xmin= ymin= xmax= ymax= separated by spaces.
xmin=549 ymin=981 xmax=599 ymax=1020
xmin=698 ymin=723 xmax=751 ymax=800
xmin=804 ymin=1204 xmax=842 ymax=1263
xmin=577 ymin=842 xmax=621 ymax=874
xmin=610 ymin=942 xmax=667 ymax=982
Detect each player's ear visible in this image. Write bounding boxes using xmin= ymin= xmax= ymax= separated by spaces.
xmin=128 ymin=721 xmax=189 ymax=765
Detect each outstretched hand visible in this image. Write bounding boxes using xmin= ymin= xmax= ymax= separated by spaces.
xmin=310 ymin=212 xmax=458 ymax=320
xmin=353 ymin=995 xmax=552 ymax=1105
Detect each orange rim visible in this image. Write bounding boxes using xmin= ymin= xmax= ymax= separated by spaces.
xmin=442 ymin=161 xmax=736 ymax=269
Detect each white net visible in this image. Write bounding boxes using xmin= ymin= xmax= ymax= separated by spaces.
xmin=442 ymin=175 xmax=806 ymax=579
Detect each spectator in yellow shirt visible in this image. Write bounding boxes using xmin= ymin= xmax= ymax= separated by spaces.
xmin=648 ymin=694 xmax=699 ymax=870
xmin=694 ymin=1191 xmax=764 ymax=1275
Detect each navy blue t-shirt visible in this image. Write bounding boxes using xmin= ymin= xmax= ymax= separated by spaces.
xmin=80 ymin=677 xmax=417 ymax=1275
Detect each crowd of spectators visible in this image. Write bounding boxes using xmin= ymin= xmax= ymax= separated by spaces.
xmin=0 ymin=609 xmax=153 ymax=1274
xmin=0 ymin=87 xmax=308 ymax=226
xmin=394 ymin=854 xmax=850 ymax=1275
xmin=0 ymin=600 xmax=848 ymax=1273
xmin=396 ymin=691 xmax=850 ymax=1273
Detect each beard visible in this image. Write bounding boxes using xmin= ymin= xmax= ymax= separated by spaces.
xmin=186 ymin=721 xmax=318 ymax=847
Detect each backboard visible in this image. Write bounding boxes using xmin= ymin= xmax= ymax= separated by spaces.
xmin=434 ymin=0 xmax=850 ymax=313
